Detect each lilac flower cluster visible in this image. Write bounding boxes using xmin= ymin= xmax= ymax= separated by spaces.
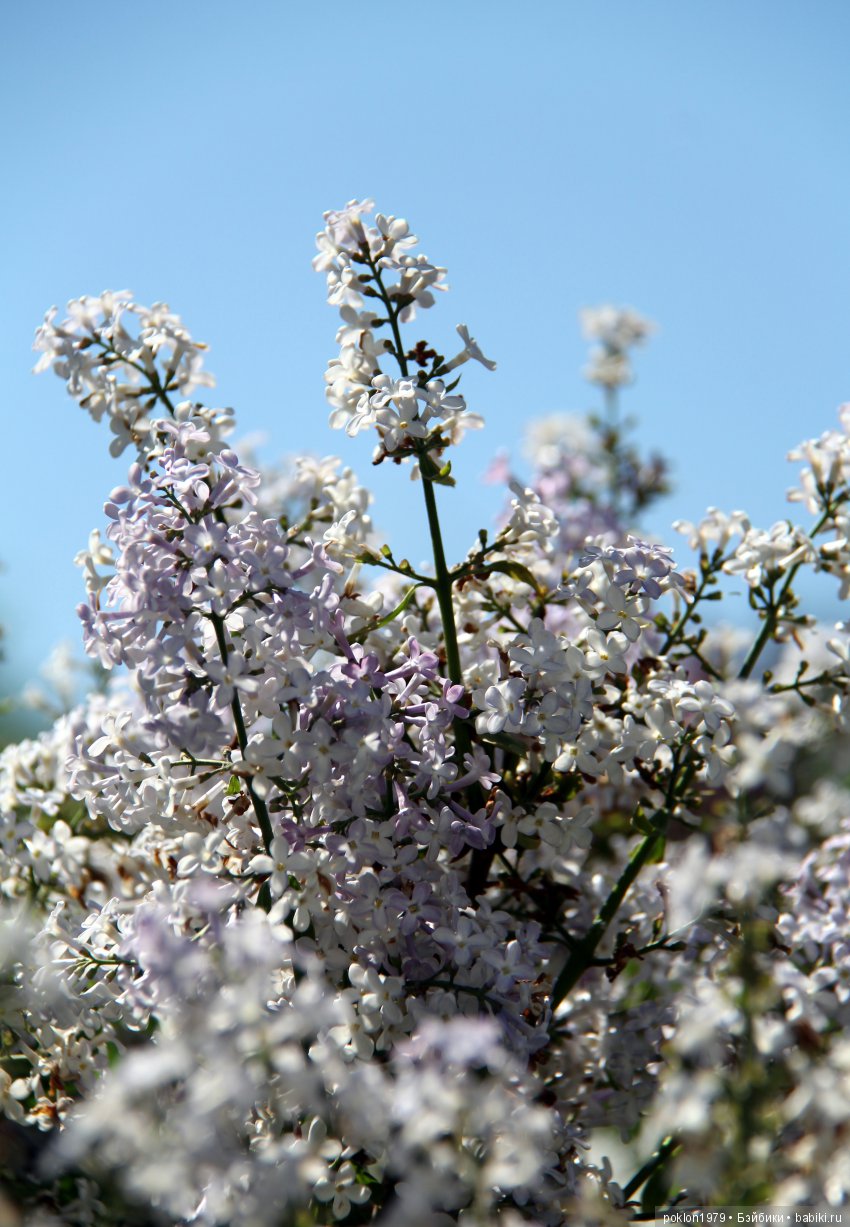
xmin=2 ymin=205 xmax=850 ymax=1224
xmin=34 ymin=293 xmax=228 ymax=460
xmin=580 ymin=305 xmax=654 ymax=390
xmin=315 ymin=200 xmax=486 ymax=469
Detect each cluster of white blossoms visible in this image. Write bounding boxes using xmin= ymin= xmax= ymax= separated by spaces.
xmin=2 ymin=203 xmax=850 ymax=1224
xmin=33 ymin=293 xmax=229 ymax=460
xmin=315 ymin=199 xmax=489 ymax=469
xmin=580 ymin=305 xmax=655 ymax=390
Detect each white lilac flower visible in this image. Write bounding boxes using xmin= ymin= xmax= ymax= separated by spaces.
xmin=14 ymin=206 xmax=850 ymax=1226
xmin=475 ymin=677 xmax=528 ymax=736
xmin=673 ymin=506 xmax=751 ymax=554
xmin=35 ymin=294 xmax=218 ymax=460
xmin=724 ymin=521 xmax=818 ymax=587
xmin=443 ymin=324 xmax=498 ymax=372
xmin=580 ymin=305 xmax=654 ymax=388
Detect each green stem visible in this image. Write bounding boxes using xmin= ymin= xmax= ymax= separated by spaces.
xmin=365 ymin=248 xmax=469 ymax=751
xmin=623 ymin=1135 xmax=679 ymax=1200
xmin=550 ymin=742 xmax=692 ymax=1011
xmin=419 ymin=457 xmax=474 ymax=793
xmin=603 ymin=385 xmax=618 ymax=432
xmin=738 ymin=579 xmax=785 ymax=682
xmin=210 ymin=614 xmax=275 ymax=863
xmin=603 ymin=385 xmax=623 ymax=522
xmin=365 ymin=555 xmax=435 ymax=587
xmin=659 ymin=556 xmax=720 ymax=656
xmin=363 ymin=251 xmax=410 ymax=379
xmin=549 ymin=824 xmax=666 ymax=1011
xmin=362 ymin=247 xmax=488 ymax=896
xmin=738 ymin=508 xmax=831 ymax=680
xmin=98 ymin=339 xmax=179 ymax=417
xmin=421 ymin=481 xmax=463 ymax=686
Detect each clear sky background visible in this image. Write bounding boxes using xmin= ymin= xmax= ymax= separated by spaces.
xmin=2 ymin=1 xmax=850 ymax=725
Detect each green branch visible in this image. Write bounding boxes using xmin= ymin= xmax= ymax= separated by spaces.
xmin=738 ymin=508 xmax=832 ymax=680
xmin=209 ymin=613 xmax=275 ymax=868
xmin=623 ymin=1135 xmax=679 ymax=1200
xmin=549 ymin=822 xmax=667 ymax=1012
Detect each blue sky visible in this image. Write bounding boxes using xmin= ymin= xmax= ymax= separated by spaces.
xmin=2 ymin=1 xmax=850 ymax=717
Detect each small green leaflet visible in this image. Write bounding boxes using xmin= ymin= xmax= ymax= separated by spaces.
xmin=480 ymin=559 xmax=541 ymax=592
xmin=349 ymin=585 xmax=421 ymax=645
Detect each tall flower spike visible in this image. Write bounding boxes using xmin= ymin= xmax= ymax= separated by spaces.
xmin=316 ymin=201 xmax=487 ymax=467
xmin=580 ymin=304 xmax=655 ymax=389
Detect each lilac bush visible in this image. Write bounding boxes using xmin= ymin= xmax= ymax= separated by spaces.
xmin=1 ymin=199 xmax=849 ymax=1223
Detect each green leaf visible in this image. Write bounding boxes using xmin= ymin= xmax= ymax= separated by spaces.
xmin=419 ymin=451 xmax=455 ymax=485
xmin=226 ymin=775 xmax=242 ymax=796
xmin=631 ymin=806 xmax=654 ymax=835
xmin=478 ymin=730 xmax=534 ymax=755
xmin=481 ymin=559 xmax=541 ymax=592
xmin=355 ymin=1168 xmax=381 ymax=1187
xmin=372 ymin=585 xmax=420 ymax=631
xmin=423 ymin=452 xmax=455 ymax=486
xmin=349 ymin=585 xmax=421 ymax=644
xmin=647 ymin=835 xmax=667 ymax=863
xmin=641 ymin=1161 xmax=674 ymax=1217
